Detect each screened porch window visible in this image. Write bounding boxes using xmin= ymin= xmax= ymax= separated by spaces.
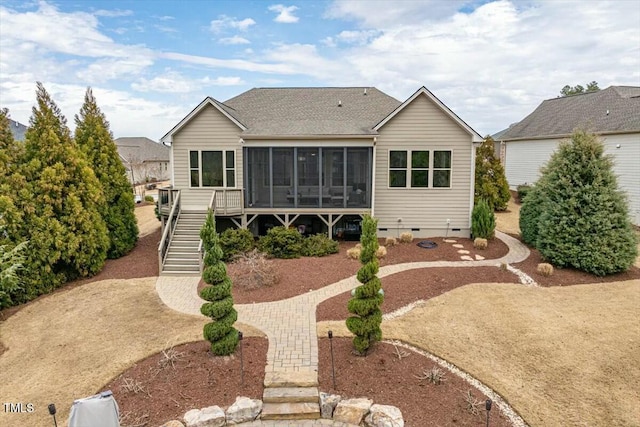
xmin=189 ymin=150 xmax=235 ymax=187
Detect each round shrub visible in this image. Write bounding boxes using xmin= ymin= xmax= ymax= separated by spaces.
xmin=301 ymin=233 xmax=339 ymax=257
xmin=219 ymin=228 xmax=255 ymax=261
xmin=258 ymin=226 xmax=303 ymax=259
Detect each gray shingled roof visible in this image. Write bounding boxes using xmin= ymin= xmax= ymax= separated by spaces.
xmin=222 ymin=87 xmax=401 ymax=136
xmin=8 ymin=119 xmax=27 ymax=141
xmin=114 ymin=137 xmax=170 ymax=162
xmin=498 ymin=86 xmax=640 ymax=140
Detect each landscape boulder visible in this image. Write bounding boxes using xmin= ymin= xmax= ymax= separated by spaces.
xmin=225 ymin=396 xmax=262 ymax=424
xmin=319 ymin=392 xmax=341 ymax=419
xmin=364 ymin=404 xmax=404 ymax=427
xmin=333 ymin=397 xmax=372 ymax=425
xmin=183 ymin=406 xmax=226 ymax=427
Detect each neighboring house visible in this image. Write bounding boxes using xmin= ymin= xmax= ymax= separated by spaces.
xmin=8 ymin=119 xmax=27 ymax=141
xmin=114 ymin=137 xmax=171 ymax=184
xmin=159 ymin=86 xmax=482 ymax=240
xmin=495 ymin=86 xmax=640 ymax=225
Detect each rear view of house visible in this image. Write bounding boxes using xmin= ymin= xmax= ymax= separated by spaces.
xmin=496 ymin=86 xmax=640 ymax=225
xmin=157 ymin=86 xmax=482 ymax=274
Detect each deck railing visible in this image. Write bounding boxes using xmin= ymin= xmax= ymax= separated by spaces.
xmin=157 ymin=187 xmax=180 ymax=216
xmin=214 ymin=189 xmax=243 ymax=215
xmin=157 ymin=190 xmax=181 ymax=274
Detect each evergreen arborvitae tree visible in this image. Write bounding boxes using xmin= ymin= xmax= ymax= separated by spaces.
xmin=75 ymin=88 xmax=138 ymax=258
xmin=18 ymin=83 xmax=109 ymax=298
xmin=471 ymin=199 xmax=496 ymax=239
xmin=525 ymin=130 xmax=637 ymax=275
xmin=519 ymin=183 xmax=544 ymax=246
xmin=200 ymin=210 xmax=239 ymax=355
xmin=346 ymin=215 xmax=384 ymax=355
xmin=475 ymin=136 xmax=511 ymax=211
xmin=0 ymin=109 xmax=25 ymax=243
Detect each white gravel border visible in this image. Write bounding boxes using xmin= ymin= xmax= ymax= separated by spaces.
xmin=384 ymin=339 xmax=529 ymax=427
xmin=503 ymin=263 xmax=539 ymax=286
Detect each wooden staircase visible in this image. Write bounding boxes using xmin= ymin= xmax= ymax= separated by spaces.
xmin=261 ymin=372 xmax=321 ymax=420
xmin=161 ymin=210 xmax=206 ymax=275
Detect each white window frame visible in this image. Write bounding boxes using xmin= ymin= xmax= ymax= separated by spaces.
xmin=387 ymin=149 xmax=452 ymax=189
xmin=189 ymin=150 xmax=236 ymax=188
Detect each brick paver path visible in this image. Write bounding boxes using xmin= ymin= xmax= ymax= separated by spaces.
xmin=156 ymin=231 xmax=529 ymax=378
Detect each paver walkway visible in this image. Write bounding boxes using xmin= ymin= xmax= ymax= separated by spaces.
xmin=156 ymin=231 xmax=529 ymax=377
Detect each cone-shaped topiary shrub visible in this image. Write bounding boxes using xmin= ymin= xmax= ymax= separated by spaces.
xmin=526 ymin=130 xmax=637 ymax=275
xmin=475 ymin=136 xmax=511 ymax=211
xmin=471 ymin=199 xmax=496 ymax=239
xmin=346 ymin=215 xmax=384 ymax=355
xmin=200 ymin=210 xmax=238 ymax=355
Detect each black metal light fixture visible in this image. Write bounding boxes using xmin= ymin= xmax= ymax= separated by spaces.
xmin=48 ymin=403 xmax=57 ymax=427
xmin=485 ymin=399 xmax=492 ymax=427
xmin=328 ymin=330 xmax=336 ymax=389
xmin=238 ymin=331 xmax=244 ymax=386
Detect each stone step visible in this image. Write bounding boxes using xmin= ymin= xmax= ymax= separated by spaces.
xmin=264 ymin=371 xmax=318 ymax=388
xmin=263 ymin=387 xmax=319 ymax=404
xmin=162 ymin=264 xmax=200 ymax=273
xmin=260 ymin=402 xmax=321 ymax=421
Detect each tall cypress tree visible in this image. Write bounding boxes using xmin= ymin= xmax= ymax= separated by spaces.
xmin=475 ymin=136 xmax=511 ymax=211
xmin=0 ymin=109 xmax=24 ymax=242
xmin=75 ymin=88 xmax=138 ymax=258
xmin=18 ymin=83 xmax=109 ymax=298
xmin=346 ymin=215 xmax=384 ymax=355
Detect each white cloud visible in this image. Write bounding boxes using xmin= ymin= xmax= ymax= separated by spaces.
xmin=155 ymin=15 xmax=175 ymax=21
xmin=132 ymin=71 xmax=244 ymax=93
xmin=210 ymin=15 xmax=256 ymax=33
xmin=268 ymin=4 xmax=299 ymax=23
xmin=76 ymin=57 xmax=155 ymax=83
xmin=93 ymin=9 xmax=133 ymax=18
xmin=335 ymin=30 xmax=380 ymax=45
xmin=155 ymin=25 xmax=178 ymax=34
xmin=159 ymin=51 xmax=295 ymax=74
xmin=219 ymin=35 xmax=251 ymax=45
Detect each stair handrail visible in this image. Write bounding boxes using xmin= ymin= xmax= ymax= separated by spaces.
xmin=198 ymin=190 xmax=217 ymax=273
xmin=157 ymin=190 xmax=181 ymax=274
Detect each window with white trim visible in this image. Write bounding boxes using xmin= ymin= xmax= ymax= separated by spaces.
xmin=388 ymin=149 xmax=451 ymax=188
xmin=189 ymin=150 xmax=235 ymax=187
xmin=433 ymin=150 xmax=451 ymax=187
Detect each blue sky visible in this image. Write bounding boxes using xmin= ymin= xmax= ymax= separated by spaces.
xmin=1 ymin=0 xmax=639 ymax=140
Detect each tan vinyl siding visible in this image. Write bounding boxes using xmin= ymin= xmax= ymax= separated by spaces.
xmin=171 ymin=104 xmax=243 ymax=209
xmin=374 ymin=94 xmax=474 ymax=237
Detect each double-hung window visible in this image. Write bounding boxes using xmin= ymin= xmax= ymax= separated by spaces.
xmin=189 ymin=150 xmax=235 ymax=187
xmin=388 ymin=149 xmax=451 ymax=188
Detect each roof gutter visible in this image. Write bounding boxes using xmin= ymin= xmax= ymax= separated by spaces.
xmin=240 ymin=134 xmax=377 ymax=140
xmin=500 ymin=129 xmax=640 ymax=142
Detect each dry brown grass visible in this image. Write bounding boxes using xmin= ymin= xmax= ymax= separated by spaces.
xmin=135 ymin=204 xmax=161 ymax=237
xmin=0 ymin=278 xmax=261 ymax=426
xmin=495 ymin=197 xmax=521 ymax=236
xmin=381 ymin=280 xmax=640 ymax=427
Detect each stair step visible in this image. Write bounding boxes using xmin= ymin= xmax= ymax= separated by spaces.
xmin=264 ymin=371 xmax=318 ymax=388
xmin=263 ymin=387 xmax=318 ymax=404
xmin=260 ymin=403 xmax=320 ymax=421
xmin=162 ymin=266 xmax=200 ymax=273
xmin=165 ymin=252 xmax=199 ymax=259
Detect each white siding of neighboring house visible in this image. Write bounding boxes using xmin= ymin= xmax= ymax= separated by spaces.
xmin=505 ymin=133 xmax=640 ymax=225
xmin=171 ymin=104 xmax=243 ymax=210
xmin=374 ymin=94 xmax=475 ymax=238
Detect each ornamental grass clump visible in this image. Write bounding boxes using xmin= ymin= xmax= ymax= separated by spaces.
xmin=199 ymin=210 xmax=238 ymax=356
xmin=399 ymin=232 xmax=413 ymax=243
xmin=346 ymin=214 xmax=384 ymax=355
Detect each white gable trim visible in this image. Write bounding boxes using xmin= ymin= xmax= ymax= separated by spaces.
xmin=160 ymin=97 xmax=246 ymax=144
xmin=374 ymin=87 xmax=483 ymax=143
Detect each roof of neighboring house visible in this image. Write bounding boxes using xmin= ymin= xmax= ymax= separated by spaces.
xmin=114 ymin=137 xmax=170 ymax=163
xmin=497 ymin=86 xmax=640 ymax=141
xmin=8 ymin=119 xmax=27 ymax=141
xmin=223 ymin=87 xmax=401 ymax=136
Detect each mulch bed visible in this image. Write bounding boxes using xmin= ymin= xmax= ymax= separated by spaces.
xmin=316 ymin=266 xmax=520 ymax=321
xmin=511 ymin=244 xmax=640 ymax=286
xmin=103 ymin=338 xmax=267 ymax=427
xmin=318 ymin=338 xmax=512 ymax=427
xmin=209 ymin=237 xmax=509 ymax=304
